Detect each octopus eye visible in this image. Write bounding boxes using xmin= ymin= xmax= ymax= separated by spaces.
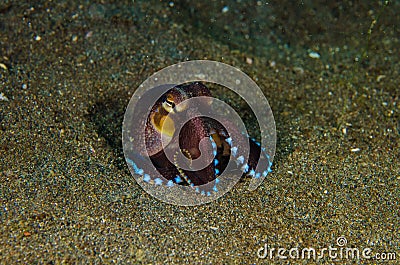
xmin=165 ymin=99 xmax=175 ymax=109
xmin=162 ymin=96 xmax=176 ymax=113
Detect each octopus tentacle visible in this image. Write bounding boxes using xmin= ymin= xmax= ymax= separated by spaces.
xmin=173 ymin=149 xmax=193 ymax=186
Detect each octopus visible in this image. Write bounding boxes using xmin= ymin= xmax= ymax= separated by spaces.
xmin=126 ymin=82 xmax=271 ymax=195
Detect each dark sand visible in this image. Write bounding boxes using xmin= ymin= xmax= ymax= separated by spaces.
xmin=1 ymin=1 xmax=399 ymax=264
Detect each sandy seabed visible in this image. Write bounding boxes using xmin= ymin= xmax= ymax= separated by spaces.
xmin=0 ymin=1 xmax=399 ymax=264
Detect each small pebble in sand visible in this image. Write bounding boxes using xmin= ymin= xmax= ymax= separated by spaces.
xmin=308 ymin=51 xmax=320 ymax=59
xmin=293 ymin=66 xmax=304 ymax=75
xmin=85 ymin=31 xmax=93 ymax=38
xmin=376 ymin=75 xmax=386 ymax=82
xmin=0 ymin=93 xmax=8 ymax=101
xmin=222 ymin=6 xmax=229 ymax=13
xmin=269 ymin=61 xmax=276 ymax=68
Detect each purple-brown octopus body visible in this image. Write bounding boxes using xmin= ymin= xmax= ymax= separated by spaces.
xmin=128 ymin=82 xmax=270 ymax=193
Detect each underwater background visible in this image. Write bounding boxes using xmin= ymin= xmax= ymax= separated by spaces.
xmin=0 ymin=0 xmax=399 ymax=263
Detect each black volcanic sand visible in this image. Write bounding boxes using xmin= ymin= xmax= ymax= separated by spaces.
xmin=1 ymin=1 xmax=399 ymax=264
